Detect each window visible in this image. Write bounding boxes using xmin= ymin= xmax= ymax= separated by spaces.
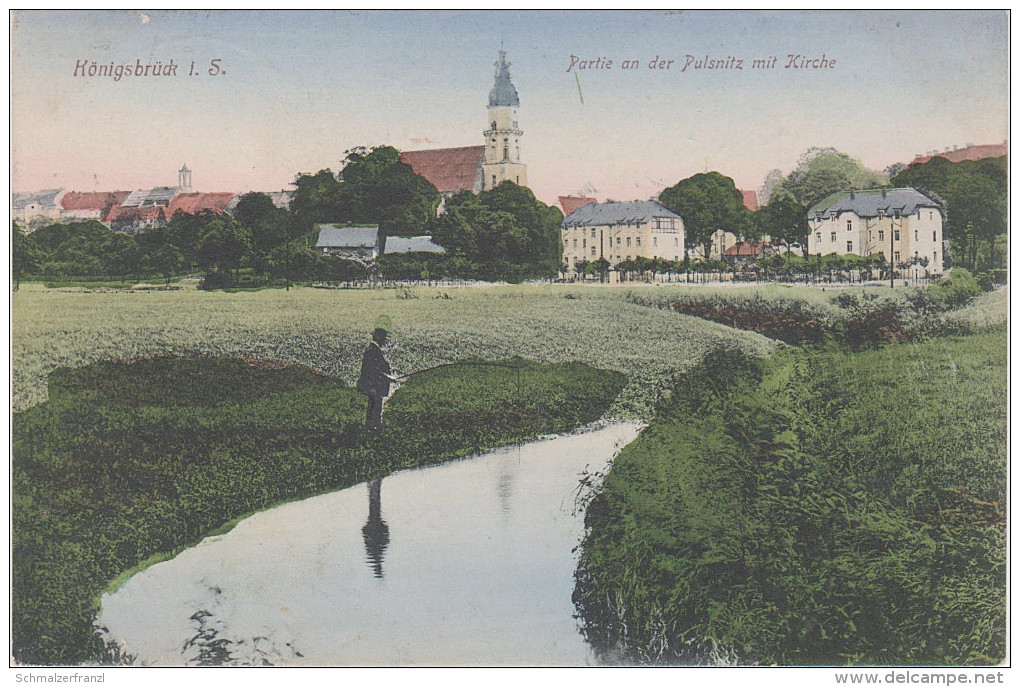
xmin=674 ymin=238 xmax=679 ymax=246
xmin=893 ymin=209 xmax=901 ymax=220
xmin=933 ymin=231 xmax=937 ymax=242
xmin=591 ymin=228 xmax=596 ymax=238
xmin=582 ymin=238 xmax=587 ymax=248
xmin=503 ymin=147 xmax=509 ymax=161
xmin=653 ymin=237 xmax=658 ymax=247
xmin=894 ymin=229 xmax=900 ymax=241
xmin=591 ymin=247 xmax=596 ymax=257
xmin=929 ymin=212 xmax=933 ymax=221
xmin=847 ymin=241 xmax=853 ymax=252
xmin=636 ymin=237 xmax=641 ymax=247
xmin=573 ymin=239 xmax=577 ymax=248
xmin=492 ymin=175 xmax=496 ymax=187
xmin=934 ymin=251 xmax=938 ymax=263
xmin=914 ymin=230 xmax=918 ymax=241
xmin=491 ymin=121 xmax=497 ymax=130
xmin=830 ymin=232 xmax=836 ymax=242
xmin=626 ymin=237 xmax=631 ymax=247
xmin=616 ymin=237 xmax=621 ymax=246
xmin=847 ymin=220 xmax=853 ymax=232
xmin=914 ymin=251 xmax=919 ymax=259
xmin=878 ymin=229 xmax=884 ymax=242
xmin=878 ymin=209 xmax=885 ymax=219
xmin=816 ymin=232 xmax=821 ymax=242
xmin=674 ymin=256 xmax=679 ymax=261
xmin=894 ymin=251 xmax=900 ymax=262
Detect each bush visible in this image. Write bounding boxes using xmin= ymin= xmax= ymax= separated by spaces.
xmin=976 ymin=269 xmax=1007 ymax=292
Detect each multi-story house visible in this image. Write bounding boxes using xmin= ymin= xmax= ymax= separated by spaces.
xmin=560 ymin=200 xmax=685 ymax=275
xmin=807 ymin=187 xmax=944 ymax=274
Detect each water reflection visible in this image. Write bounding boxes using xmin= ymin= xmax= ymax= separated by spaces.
xmin=361 ymin=479 xmax=390 ymax=578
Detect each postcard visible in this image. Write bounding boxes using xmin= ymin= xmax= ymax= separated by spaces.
xmin=9 ymin=10 xmax=1008 ymax=673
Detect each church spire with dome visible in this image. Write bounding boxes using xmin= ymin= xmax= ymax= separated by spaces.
xmin=482 ymin=50 xmax=526 ymax=190
xmin=489 ymin=50 xmax=520 ymax=108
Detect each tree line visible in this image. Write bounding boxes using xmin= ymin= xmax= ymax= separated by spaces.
xmin=12 ymin=145 xmax=565 ymax=288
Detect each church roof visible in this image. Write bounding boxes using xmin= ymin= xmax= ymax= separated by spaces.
xmin=741 ymin=190 xmax=759 ymax=211
xmin=489 ymin=50 xmax=520 ymax=107
xmin=168 ymin=192 xmax=236 ymax=216
xmin=559 ymin=196 xmax=597 ymax=216
xmin=399 ymin=146 xmax=484 ymax=193
xmin=562 ymin=200 xmax=682 ymax=228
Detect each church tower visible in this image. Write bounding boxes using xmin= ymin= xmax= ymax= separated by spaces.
xmin=481 ymin=51 xmax=527 ymax=190
xmin=178 ymin=164 xmax=192 ymax=191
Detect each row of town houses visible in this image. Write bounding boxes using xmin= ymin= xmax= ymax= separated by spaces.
xmin=11 ymin=165 xmax=294 ymax=235
xmin=557 ymin=186 xmax=946 ymax=277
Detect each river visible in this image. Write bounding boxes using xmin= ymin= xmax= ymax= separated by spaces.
xmin=98 ymin=421 xmax=642 ymax=666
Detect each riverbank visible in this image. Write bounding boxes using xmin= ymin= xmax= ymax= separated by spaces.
xmin=573 ymin=323 xmax=1007 ymax=665
xmin=12 ymin=356 xmax=626 ymax=664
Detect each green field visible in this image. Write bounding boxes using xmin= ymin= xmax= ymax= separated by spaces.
xmin=12 ymin=282 xmax=777 ymax=417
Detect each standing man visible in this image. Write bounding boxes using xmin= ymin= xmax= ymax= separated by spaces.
xmin=357 ymin=328 xmax=395 ymax=431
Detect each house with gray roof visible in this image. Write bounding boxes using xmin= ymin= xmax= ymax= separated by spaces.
xmin=807 ymin=187 xmax=944 ymax=274
xmin=315 ymin=224 xmax=383 ymax=262
xmin=383 ymin=236 xmax=446 ymax=255
xmin=560 ymin=200 xmax=685 ymax=275
xmin=12 ymin=189 xmax=66 ymax=229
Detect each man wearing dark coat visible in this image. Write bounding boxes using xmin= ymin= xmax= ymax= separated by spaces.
xmin=357 ymin=328 xmax=395 ymax=430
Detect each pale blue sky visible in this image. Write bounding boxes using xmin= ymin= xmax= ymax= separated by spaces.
xmin=11 ymin=10 xmax=1009 ymax=206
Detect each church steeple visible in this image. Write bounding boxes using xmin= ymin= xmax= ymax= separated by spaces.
xmin=489 ymin=50 xmax=520 ymax=107
xmin=178 ymin=164 xmax=192 ymax=191
xmin=482 ymin=50 xmax=526 ymax=190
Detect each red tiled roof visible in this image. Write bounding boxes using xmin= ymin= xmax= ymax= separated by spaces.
xmin=61 ymin=191 xmax=130 ymax=211
xmin=105 ymin=205 xmax=167 ymax=223
xmin=399 ymin=146 xmax=484 ymax=193
xmin=912 ymin=143 xmax=1007 ymax=165
xmin=167 ymin=192 xmax=236 ymax=216
xmin=724 ymin=241 xmax=766 ymax=257
xmin=741 ymin=190 xmax=759 ymax=211
xmin=559 ymin=196 xmax=597 ymax=216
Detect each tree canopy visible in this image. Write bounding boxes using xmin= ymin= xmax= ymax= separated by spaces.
xmin=659 ymin=172 xmax=749 ymax=259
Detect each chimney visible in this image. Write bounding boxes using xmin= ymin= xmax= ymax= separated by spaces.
xmin=953 ymin=145 xmax=959 ymax=151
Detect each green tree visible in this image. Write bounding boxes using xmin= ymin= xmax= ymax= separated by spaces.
xmin=659 ymin=172 xmax=749 ymax=261
xmin=146 ymin=245 xmax=183 ymax=285
xmin=232 ymin=192 xmax=288 ymax=256
xmin=757 ymin=190 xmax=811 ymax=256
xmin=12 ymin=223 xmax=40 ymax=289
xmin=197 ymin=218 xmax=252 ymax=284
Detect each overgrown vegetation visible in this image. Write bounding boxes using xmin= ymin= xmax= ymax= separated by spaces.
xmin=575 ymin=329 xmax=1006 ymax=665
xmin=12 ymin=355 xmax=626 ymax=665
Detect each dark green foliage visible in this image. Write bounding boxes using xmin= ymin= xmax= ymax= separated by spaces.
xmin=670 ymin=294 xmax=828 ymax=344
xmin=574 ymin=331 xmax=1006 ymax=665
xmin=659 ymin=172 xmax=750 ymax=260
xmin=892 ymin=157 xmax=1006 ymax=270
xmin=12 ymin=355 xmax=625 ymax=665
xmin=431 ymin=182 xmax=564 ymax=281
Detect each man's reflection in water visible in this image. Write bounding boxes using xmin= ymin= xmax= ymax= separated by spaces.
xmin=362 ymin=479 xmax=390 ymax=578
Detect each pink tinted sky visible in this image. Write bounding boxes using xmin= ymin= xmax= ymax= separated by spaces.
xmin=10 ymin=10 xmax=1009 ymax=207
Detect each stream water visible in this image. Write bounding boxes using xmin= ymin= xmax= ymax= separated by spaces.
xmin=98 ymin=421 xmax=642 ymax=666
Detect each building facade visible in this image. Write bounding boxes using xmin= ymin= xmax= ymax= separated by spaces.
xmin=807 ymin=187 xmax=944 ymax=274
xmin=561 ymin=200 xmax=685 ymax=274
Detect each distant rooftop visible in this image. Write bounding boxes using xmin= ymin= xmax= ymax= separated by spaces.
xmin=911 ymin=142 xmax=1007 ymax=165
xmin=559 ymin=196 xmax=597 ymax=217
xmin=810 ymin=187 xmax=941 ymax=219
xmin=315 ymin=224 xmax=381 ymax=249
xmin=384 ymin=236 xmax=446 ymax=254
xmin=400 ymin=146 xmax=484 ymax=194
xmin=561 ymin=199 xmax=681 ymax=228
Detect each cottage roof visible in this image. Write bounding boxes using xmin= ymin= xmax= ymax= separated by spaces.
xmin=106 ymin=204 xmax=168 ymax=223
xmin=725 ymin=241 xmax=766 ymax=257
xmin=384 ymin=236 xmax=446 ymax=254
xmin=561 ymin=200 xmax=681 ymax=228
xmin=168 ymin=192 xmax=236 ymax=216
xmin=315 ymin=224 xmax=381 ymax=249
xmin=809 ymin=187 xmax=941 ymax=219
xmin=61 ymin=191 xmax=130 ymax=211
xmin=399 ymin=146 xmax=484 ymax=194
xmin=489 ymin=50 xmax=520 ymax=108
xmin=559 ymin=196 xmax=597 ymax=216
